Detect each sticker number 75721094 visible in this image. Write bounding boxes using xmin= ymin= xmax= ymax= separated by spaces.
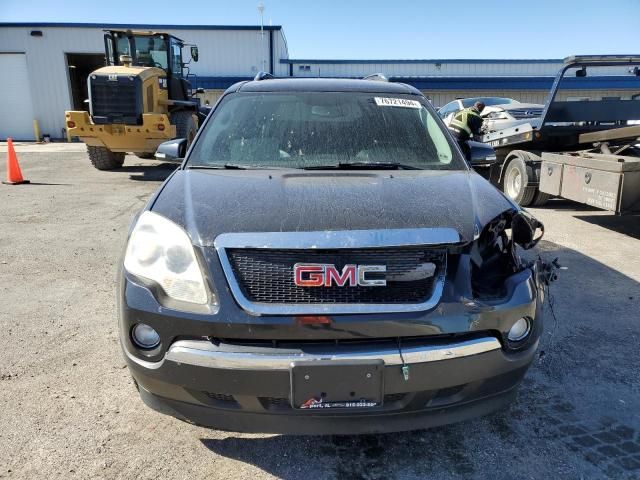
xmin=374 ymin=97 xmax=421 ymax=109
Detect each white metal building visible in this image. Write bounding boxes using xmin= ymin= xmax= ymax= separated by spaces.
xmin=1 ymin=22 xmax=638 ymax=140
xmin=0 ymin=23 xmax=288 ymax=140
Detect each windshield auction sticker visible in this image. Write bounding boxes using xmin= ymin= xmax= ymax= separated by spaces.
xmin=374 ymin=97 xmax=421 ymax=109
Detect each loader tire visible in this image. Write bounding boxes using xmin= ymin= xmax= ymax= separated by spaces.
xmin=87 ymin=146 xmax=125 ymax=171
xmin=171 ymin=111 xmax=198 ymax=147
xmin=135 ymin=153 xmax=155 ymax=159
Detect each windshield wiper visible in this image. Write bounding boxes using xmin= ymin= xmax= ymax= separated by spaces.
xmin=303 ymin=162 xmax=422 ymax=170
xmin=188 ymin=164 xmax=286 ymax=170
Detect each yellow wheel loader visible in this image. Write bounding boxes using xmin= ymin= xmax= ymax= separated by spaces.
xmin=65 ymin=30 xmax=207 ymax=170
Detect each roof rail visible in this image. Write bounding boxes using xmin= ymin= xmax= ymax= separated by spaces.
xmin=363 ymin=73 xmax=389 ymax=82
xmin=254 ymin=71 xmax=275 ymax=81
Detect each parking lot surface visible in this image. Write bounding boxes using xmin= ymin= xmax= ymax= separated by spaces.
xmin=1 ymin=150 xmax=639 ymax=480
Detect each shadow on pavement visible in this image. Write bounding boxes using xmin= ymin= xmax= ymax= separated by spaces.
xmin=196 ymin=240 xmax=640 ymax=480
xmin=118 ymin=162 xmax=178 ymax=182
xmin=3 ymin=182 xmax=73 ymax=186
xmin=543 ymin=198 xmax=601 ymax=212
xmin=574 ymin=214 xmax=640 ymax=240
xmin=200 ymin=425 xmax=473 ymax=480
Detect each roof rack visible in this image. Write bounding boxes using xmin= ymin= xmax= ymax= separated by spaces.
xmin=254 ymin=71 xmax=275 ymax=81
xmin=363 ymin=73 xmax=389 ymax=82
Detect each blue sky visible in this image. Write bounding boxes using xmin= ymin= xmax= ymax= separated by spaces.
xmin=1 ymin=0 xmax=638 ymax=59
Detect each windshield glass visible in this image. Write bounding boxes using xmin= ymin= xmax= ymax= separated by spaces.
xmin=115 ymin=35 xmax=168 ymax=69
xmin=188 ymin=92 xmax=465 ymax=170
xmin=461 ymin=97 xmax=518 ymax=108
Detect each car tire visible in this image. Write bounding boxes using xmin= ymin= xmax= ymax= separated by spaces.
xmin=87 ymin=145 xmax=125 ymax=171
xmin=171 ymin=111 xmax=198 ymax=147
xmin=502 ymin=153 xmax=537 ymax=206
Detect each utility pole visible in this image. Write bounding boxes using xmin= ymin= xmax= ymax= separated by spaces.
xmin=258 ymin=2 xmax=266 ymax=72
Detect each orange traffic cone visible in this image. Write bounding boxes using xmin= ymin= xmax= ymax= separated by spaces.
xmin=3 ymin=138 xmax=29 ymax=185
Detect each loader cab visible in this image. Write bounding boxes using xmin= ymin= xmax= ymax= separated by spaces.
xmin=103 ymin=30 xmax=198 ymax=101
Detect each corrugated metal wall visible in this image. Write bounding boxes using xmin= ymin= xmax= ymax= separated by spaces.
xmin=0 ymin=26 xmax=288 ymax=138
xmin=287 ymin=61 xmax=565 ymax=78
xmin=286 ymin=61 xmax=631 ymax=78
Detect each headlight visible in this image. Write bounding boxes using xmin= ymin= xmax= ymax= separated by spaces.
xmin=124 ymin=211 xmax=210 ymax=305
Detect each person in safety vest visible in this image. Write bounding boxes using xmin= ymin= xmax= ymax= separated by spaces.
xmin=448 ymin=101 xmax=485 ymax=160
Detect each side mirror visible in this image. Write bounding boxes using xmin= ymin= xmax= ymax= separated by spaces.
xmin=511 ymin=211 xmax=544 ymax=250
xmin=155 ymin=138 xmax=187 ymax=162
xmin=467 ymin=140 xmax=497 ymax=167
xmin=576 ymin=67 xmax=587 ymax=77
xmin=194 ymin=87 xmax=205 ymax=94
xmin=190 ymin=46 xmax=199 ymax=62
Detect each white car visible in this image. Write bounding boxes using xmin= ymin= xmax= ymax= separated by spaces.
xmin=438 ymin=97 xmax=544 ymax=133
xmin=481 ymin=103 xmax=545 ymax=133
xmin=438 ymin=97 xmax=519 ymax=123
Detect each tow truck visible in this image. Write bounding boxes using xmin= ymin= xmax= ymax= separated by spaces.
xmin=480 ymin=55 xmax=640 ymax=214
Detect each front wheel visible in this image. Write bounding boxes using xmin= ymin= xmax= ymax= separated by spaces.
xmin=87 ymin=146 xmax=125 ymax=171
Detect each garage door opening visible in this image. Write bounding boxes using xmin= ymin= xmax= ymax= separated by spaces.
xmin=66 ymin=53 xmax=105 ymax=111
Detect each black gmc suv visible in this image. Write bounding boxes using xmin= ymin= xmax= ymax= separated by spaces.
xmin=118 ymin=77 xmax=546 ymax=434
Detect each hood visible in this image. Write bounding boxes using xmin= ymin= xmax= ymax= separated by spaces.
xmin=151 ymin=169 xmax=517 ymax=246
xmin=483 ymin=103 xmax=544 ymax=115
xmin=93 ymin=65 xmax=164 ymax=82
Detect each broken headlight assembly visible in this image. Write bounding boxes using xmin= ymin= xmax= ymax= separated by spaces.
xmin=124 ymin=211 xmax=216 ymax=307
xmin=471 ymin=209 xmax=544 ymax=299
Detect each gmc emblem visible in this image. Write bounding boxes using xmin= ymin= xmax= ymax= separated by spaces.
xmin=294 ymin=263 xmax=386 ymax=287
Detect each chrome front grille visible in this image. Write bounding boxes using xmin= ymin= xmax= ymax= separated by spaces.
xmin=214 ymin=229 xmax=457 ymax=315
xmin=226 ymin=247 xmax=445 ymax=304
xmin=509 ymin=108 xmax=543 ymax=119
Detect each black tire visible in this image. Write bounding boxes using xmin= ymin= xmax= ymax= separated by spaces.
xmin=519 ymin=151 xmax=550 ymax=207
xmin=531 ymin=190 xmax=551 ymax=207
xmin=87 ymin=145 xmax=125 ymax=171
xmin=170 ymin=111 xmax=198 ymax=147
xmin=135 ymin=153 xmax=155 ymax=159
xmin=502 ymin=152 xmax=536 ymax=206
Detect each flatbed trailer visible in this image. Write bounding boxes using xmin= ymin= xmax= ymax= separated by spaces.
xmin=479 ymin=55 xmax=640 ymax=213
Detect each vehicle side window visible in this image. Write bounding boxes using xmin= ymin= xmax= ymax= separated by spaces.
xmin=438 ymin=103 xmax=454 ymax=119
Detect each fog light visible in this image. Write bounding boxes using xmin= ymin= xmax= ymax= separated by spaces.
xmin=157 ymin=124 xmax=165 ymax=131
xmin=131 ymin=323 xmax=160 ymax=349
xmin=508 ymin=317 xmax=531 ymax=342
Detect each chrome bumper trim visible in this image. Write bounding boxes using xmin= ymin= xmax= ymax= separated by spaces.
xmin=161 ymin=336 xmax=501 ymax=371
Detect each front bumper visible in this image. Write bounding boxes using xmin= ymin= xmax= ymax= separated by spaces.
xmin=65 ymin=111 xmax=175 ymax=152
xmin=120 ymin=265 xmax=542 ymax=434
xmin=125 ymin=335 xmax=537 ymax=434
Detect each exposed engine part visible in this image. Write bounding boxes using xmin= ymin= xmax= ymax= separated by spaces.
xmin=471 ymin=209 xmax=547 ymax=299
xmin=540 ymin=257 xmax=566 ymax=285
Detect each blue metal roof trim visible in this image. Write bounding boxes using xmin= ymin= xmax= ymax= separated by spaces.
xmin=194 ymin=75 xmax=639 ymax=91
xmin=0 ymin=22 xmax=282 ymax=31
xmin=281 ymin=59 xmax=562 ymax=65
xmin=392 ymin=76 xmax=640 ymax=90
